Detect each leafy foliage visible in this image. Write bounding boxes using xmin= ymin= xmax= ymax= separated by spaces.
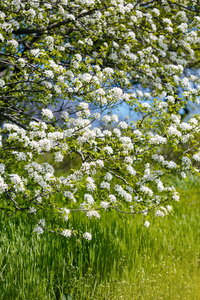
xmin=1 ymin=0 xmax=200 ymax=237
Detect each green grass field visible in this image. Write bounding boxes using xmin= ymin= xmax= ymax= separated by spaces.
xmin=1 ymin=175 xmax=200 ymax=299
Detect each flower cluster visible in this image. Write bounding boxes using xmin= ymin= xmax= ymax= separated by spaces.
xmin=1 ymin=0 xmax=200 ymax=239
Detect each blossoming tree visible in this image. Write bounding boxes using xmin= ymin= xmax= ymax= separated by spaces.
xmin=1 ymin=0 xmax=200 ymax=239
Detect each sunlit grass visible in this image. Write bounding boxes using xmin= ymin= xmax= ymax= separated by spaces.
xmin=1 ymin=174 xmax=200 ymax=299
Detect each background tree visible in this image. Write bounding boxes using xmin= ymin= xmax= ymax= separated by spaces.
xmin=1 ymin=0 xmax=200 ymax=238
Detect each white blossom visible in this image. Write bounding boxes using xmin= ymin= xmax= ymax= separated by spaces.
xmin=29 ymin=207 xmax=37 ymax=214
xmin=62 ymin=229 xmax=72 ymax=237
xmin=55 ymin=152 xmax=64 ymax=162
xmin=42 ymin=108 xmax=54 ymax=119
xmin=33 ymin=226 xmax=44 ymax=235
xmin=104 ymin=173 xmax=113 ymax=181
xmin=86 ymin=210 xmax=100 ymax=219
xmin=144 ymin=220 xmax=150 ymax=228
xmin=0 ymin=175 xmax=8 ymax=194
xmin=193 ymin=153 xmax=200 ymax=161
xmin=0 ymin=79 xmax=5 ymax=87
xmin=100 ymin=181 xmax=110 ymax=190
xmin=108 ymin=194 xmax=117 ymax=203
xmin=104 ymin=146 xmax=113 ymax=155
xmin=83 ymin=232 xmax=92 ymax=241
xmin=100 ymin=201 xmax=110 ymax=209
xmin=119 ymin=122 xmax=128 ymax=129
xmin=84 ymin=193 xmax=94 ymax=204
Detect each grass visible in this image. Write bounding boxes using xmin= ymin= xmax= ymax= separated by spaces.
xmin=1 ymin=174 xmax=200 ymax=299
